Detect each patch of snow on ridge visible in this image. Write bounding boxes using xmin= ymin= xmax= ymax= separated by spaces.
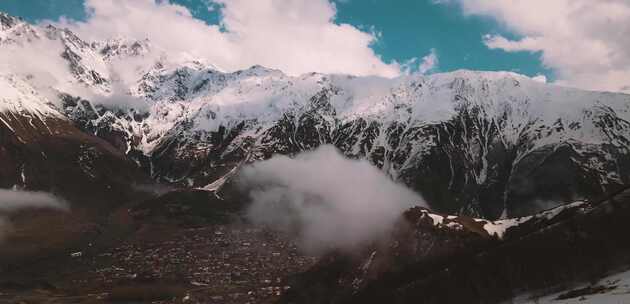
xmin=482 ymin=200 xmax=589 ymax=239
xmin=411 ymin=198 xmax=591 ymax=239
xmin=482 ymin=216 xmax=532 ymax=239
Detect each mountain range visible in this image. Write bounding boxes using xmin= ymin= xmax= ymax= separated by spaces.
xmin=2 ymin=12 xmax=629 ymax=219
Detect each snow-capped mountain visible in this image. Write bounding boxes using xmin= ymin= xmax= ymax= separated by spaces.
xmin=118 ymin=65 xmax=630 ymax=219
xmin=1 ymin=12 xmax=629 ymax=218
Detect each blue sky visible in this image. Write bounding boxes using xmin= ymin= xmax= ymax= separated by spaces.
xmin=0 ymin=0 xmax=551 ymax=79
xmin=332 ymin=0 xmax=551 ymax=78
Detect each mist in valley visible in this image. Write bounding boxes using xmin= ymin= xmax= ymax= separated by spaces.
xmin=237 ymin=145 xmax=425 ymax=254
xmin=0 ymin=189 xmax=69 ymax=243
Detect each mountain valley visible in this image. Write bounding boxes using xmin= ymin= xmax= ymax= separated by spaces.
xmin=1 ymin=11 xmax=630 ymax=304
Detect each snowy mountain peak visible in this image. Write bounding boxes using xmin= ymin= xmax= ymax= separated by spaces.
xmin=0 ymin=11 xmax=20 ymax=29
xmin=0 ymin=12 xmax=39 ymax=44
xmin=93 ymin=37 xmax=153 ymax=61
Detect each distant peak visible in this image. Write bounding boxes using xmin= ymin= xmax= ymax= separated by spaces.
xmin=424 ymin=69 xmax=548 ymax=88
xmin=96 ymin=37 xmax=153 ymax=60
xmin=437 ymin=69 xmax=527 ymax=80
xmin=249 ymin=64 xmax=269 ymax=70
xmin=234 ymin=64 xmax=284 ymax=77
xmin=0 ymin=11 xmax=22 ymax=30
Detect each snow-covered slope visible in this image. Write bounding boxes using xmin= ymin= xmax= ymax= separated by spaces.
xmin=1 ymin=12 xmax=629 ymax=218
xmin=0 ymin=73 xmax=67 ymax=146
xmin=513 ymin=268 xmax=630 ymax=304
xmin=0 ymin=74 xmax=63 ymax=119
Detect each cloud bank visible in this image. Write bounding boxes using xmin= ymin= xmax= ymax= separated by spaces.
xmin=237 ymin=145 xmax=424 ymax=254
xmin=52 ymin=0 xmax=415 ymax=77
xmin=446 ymin=0 xmax=630 ymax=93
xmin=0 ymin=189 xmax=69 ymax=242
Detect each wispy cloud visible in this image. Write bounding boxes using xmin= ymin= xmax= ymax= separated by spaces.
xmin=0 ymin=189 xmax=69 ymax=242
xmin=418 ymin=48 xmax=439 ymax=74
xmin=0 ymin=189 xmax=69 ymax=212
xmin=400 ymin=48 xmax=439 ymax=75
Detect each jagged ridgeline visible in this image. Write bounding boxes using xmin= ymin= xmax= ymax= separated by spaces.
xmin=1 ymin=12 xmax=630 ymax=219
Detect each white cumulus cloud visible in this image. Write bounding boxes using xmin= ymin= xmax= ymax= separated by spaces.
xmin=52 ymin=0 xmax=404 ymax=77
xmin=445 ymin=0 xmax=630 ymax=93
